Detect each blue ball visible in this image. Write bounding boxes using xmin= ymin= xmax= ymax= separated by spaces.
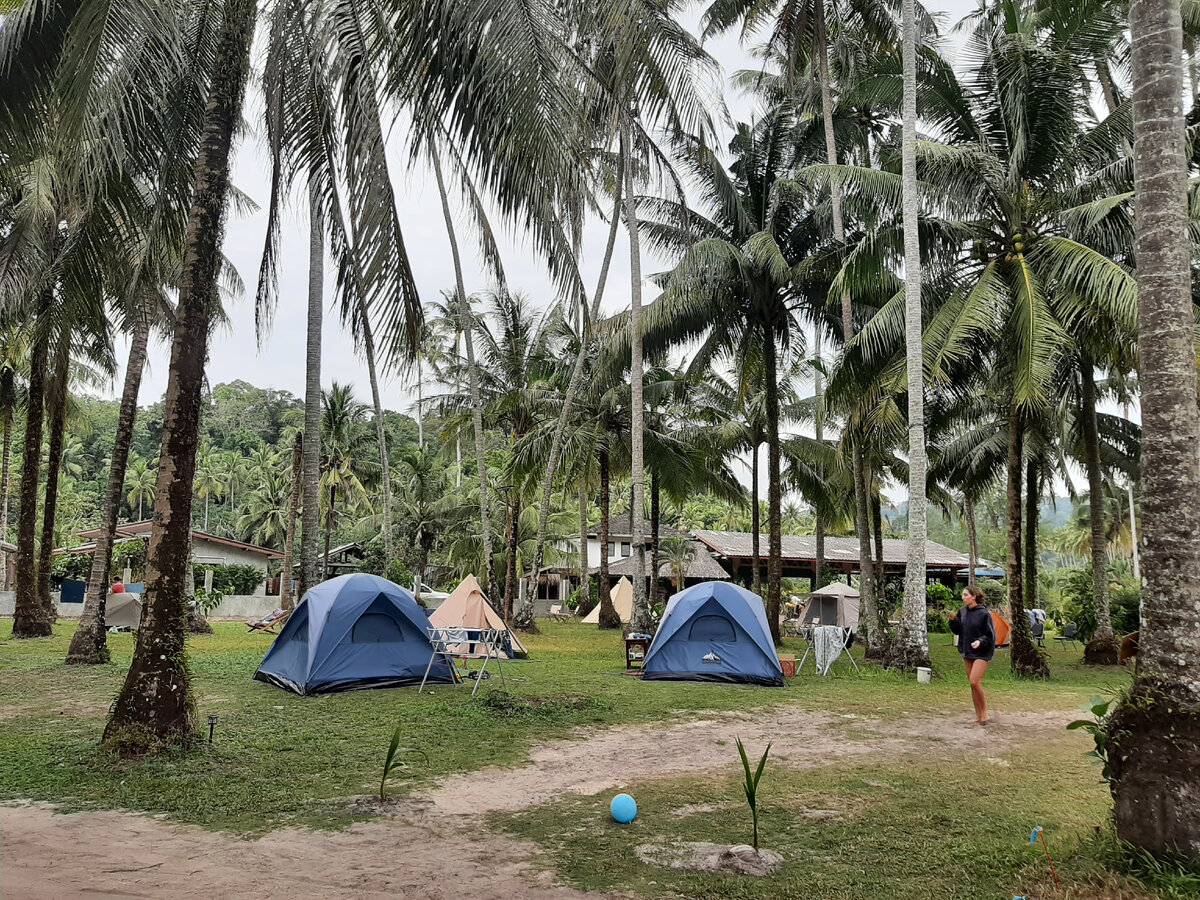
xmin=610 ymin=793 xmax=637 ymax=823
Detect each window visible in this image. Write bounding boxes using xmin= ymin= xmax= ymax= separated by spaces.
xmin=620 ymin=542 xmax=631 ymax=557
xmin=607 ymin=541 xmax=615 ymax=557
xmin=351 ymin=613 xmax=405 ymax=643
xmin=688 ymin=615 xmax=736 ymax=642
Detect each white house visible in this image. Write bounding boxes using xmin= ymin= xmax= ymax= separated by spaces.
xmin=64 ymin=521 xmax=283 ymax=595
xmin=583 ymin=512 xmax=672 ymax=568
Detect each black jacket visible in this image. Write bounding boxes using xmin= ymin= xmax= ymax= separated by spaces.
xmin=949 ymin=603 xmax=996 ymax=661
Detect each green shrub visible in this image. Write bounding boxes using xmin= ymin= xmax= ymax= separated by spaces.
xmin=927 ymin=607 xmax=951 ymax=633
xmin=976 ymin=578 xmax=1006 ymax=608
xmin=385 ymin=559 xmax=414 ymax=588
xmin=926 ymin=583 xmax=955 ymax=610
xmin=193 ymin=564 xmax=264 ymax=596
xmin=564 ymin=586 xmax=583 ymax=611
xmin=1062 ymin=566 xmax=1099 ymax=641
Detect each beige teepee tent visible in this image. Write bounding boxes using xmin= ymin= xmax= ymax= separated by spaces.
xmin=429 ymin=574 xmax=528 ymax=658
xmin=583 ymin=576 xmax=634 ymax=624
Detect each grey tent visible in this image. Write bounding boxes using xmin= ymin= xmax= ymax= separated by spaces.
xmin=106 ymin=591 xmax=142 ymax=630
xmin=801 ymin=582 xmax=860 ymax=630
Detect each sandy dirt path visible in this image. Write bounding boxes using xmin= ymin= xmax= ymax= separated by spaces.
xmin=1 ymin=707 xmax=1072 ymax=899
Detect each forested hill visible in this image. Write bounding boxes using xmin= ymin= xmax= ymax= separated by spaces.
xmin=17 ymin=380 xmax=420 ymax=553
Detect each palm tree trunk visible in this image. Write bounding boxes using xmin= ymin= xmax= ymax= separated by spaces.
xmin=818 ymin=0 xmax=875 ymax=655
xmin=813 ymin=331 xmax=825 ymax=588
xmin=359 ymin=310 xmax=394 ymax=566
xmin=416 ymin=356 xmax=424 ymax=448
xmin=597 ymin=447 xmax=618 ymax=628
xmin=184 ymin=539 xmax=212 ymax=635
xmin=872 ymin=491 xmax=885 ymax=615
xmin=323 ymin=485 xmax=335 ymax=581
xmin=853 ymin=451 xmax=878 ymax=655
xmin=279 ymin=432 xmax=302 ymax=610
xmin=104 ymin=0 xmax=256 ymax=752
xmin=814 ymin=0 xmax=844 ymax=242
xmin=966 ymin=498 xmax=978 ymax=588
xmin=36 ymin=336 xmax=70 ymax=616
xmin=429 ymin=136 xmax=497 ymax=603
xmin=1109 ymin=0 xmax=1200 ymax=859
xmin=1005 ymin=402 xmax=1047 ymax=678
xmin=889 ymin=0 xmax=930 ymax=671
xmin=763 ymin=322 xmax=783 ymax=646
xmin=650 ymin=472 xmax=661 ymax=606
xmin=11 ymin=302 xmax=51 ymax=638
xmin=204 ymin=494 xmax=209 ymax=531
xmin=300 ymin=189 xmax=323 ymax=599
xmin=1024 ymin=459 xmax=1038 ymax=613
xmin=1081 ymin=359 xmax=1118 ymax=662
xmin=504 ymin=491 xmax=519 ymax=623
xmin=622 ymin=121 xmax=651 ymax=635
xmin=578 ymin=476 xmax=590 ymax=616
xmin=0 ymin=367 xmax=13 ymax=589
xmin=68 ymin=316 xmax=150 ymax=663
xmin=750 ymin=442 xmax=761 ymax=598
xmin=525 ymin=151 xmax=624 ymax=610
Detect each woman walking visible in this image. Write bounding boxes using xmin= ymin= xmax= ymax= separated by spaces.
xmin=949 ymin=585 xmax=996 ymax=724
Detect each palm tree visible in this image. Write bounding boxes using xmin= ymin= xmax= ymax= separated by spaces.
xmin=320 ymin=382 xmax=371 ymax=579
xmin=1107 ymin=0 xmax=1200 ymax=860
xmin=237 ymin=465 xmax=291 ymax=549
xmin=430 ymin=289 xmax=556 ymax=619
xmin=194 ymin=448 xmax=224 ymax=532
xmin=428 ymin=152 xmax=499 ymax=605
xmin=105 ymin=0 xmax=259 ymax=748
xmin=660 ymin=534 xmax=695 ymax=593
xmin=10 ymin=291 xmax=54 ymax=637
xmin=638 ymin=113 xmax=824 ymax=644
xmin=395 ymin=446 xmax=445 ymax=603
xmin=703 ymin=0 xmax=903 ymax=663
xmin=300 ymin=191 xmax=323 ymax=597
xmin=0 ymin=324 xmax=25 ymax=590
xmin=124 ymin=455 xmax=157 ymax=520
xmin=890 ymin=0 xmax=929 ymax=671
xmin=279 ymin=431 xmax=302 ymax=609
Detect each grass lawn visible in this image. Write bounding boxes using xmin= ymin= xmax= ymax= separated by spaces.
xmin=1 ymin=617 xmax=1175 ymax=898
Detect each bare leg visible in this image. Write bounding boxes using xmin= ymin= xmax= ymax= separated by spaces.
xmin=968 ymin=660 xmax=989 ymax=724
xmin=963 ymin=658 xmax=982 ymax=721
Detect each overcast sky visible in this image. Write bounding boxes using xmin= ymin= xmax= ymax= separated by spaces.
xmin=119 ymin=0 xmax=980 ymax=418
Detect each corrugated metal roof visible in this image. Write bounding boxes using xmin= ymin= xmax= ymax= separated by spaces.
xmin=599 ymin=540 xmax=731 ymax=581
xmin=693 ymin=530 xmax=969 ymax=568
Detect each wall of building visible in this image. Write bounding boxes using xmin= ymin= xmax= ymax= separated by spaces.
xmin=586 ymin=537 xmax=634 ymax=568
xmin=190 ymin=539 xmax=272 ymax=595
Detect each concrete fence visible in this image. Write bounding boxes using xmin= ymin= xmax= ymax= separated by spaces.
xmin=0 ymin=590 xmax=278 ymax=622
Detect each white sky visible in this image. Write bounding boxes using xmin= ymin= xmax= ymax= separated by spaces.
xmin=121 ymin=0 xmax=981 ymax=418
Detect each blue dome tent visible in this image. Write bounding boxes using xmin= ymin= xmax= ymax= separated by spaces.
xmin=641 ymin=582 xmax=784 ymax=686
xmin=254 ymin=574 xmax=458 ymax=695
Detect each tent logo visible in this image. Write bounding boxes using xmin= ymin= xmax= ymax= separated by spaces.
xmin=702 ymin=651 xmax=722 ymax=663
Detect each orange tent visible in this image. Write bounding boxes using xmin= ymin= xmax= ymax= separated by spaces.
xmin=428 ymin=575 xmax=528 ymax=658
xmin=991 ymin=610 xmax=1011 ymax=647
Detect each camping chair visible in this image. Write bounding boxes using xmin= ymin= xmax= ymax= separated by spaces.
xmin=1053 ymin=623 xmax=1078 ymax=649
xmin=1032 ymin=620 xmax=1045 ymax=648
xmin=247 ymin=608 xmax=289 ymax=634
xmin=548 ymin=604 xmax=570 ymax=623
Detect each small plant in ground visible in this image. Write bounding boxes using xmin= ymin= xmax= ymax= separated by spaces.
xmin=379 ymin=727 xmax=428 ymax=800
xmin=1067 ymin=696 xmax=1114 ymax=781
xmin=735 ymin=736 xmax=770 ymax=851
